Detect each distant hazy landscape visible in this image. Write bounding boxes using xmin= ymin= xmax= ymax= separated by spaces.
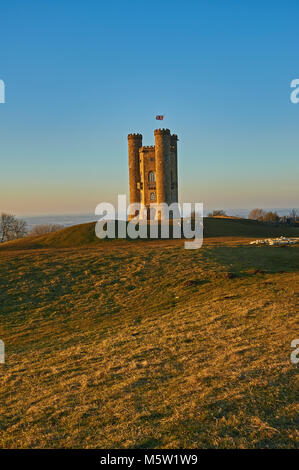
xmin=22 ymin=208 xmax=299 ymax=231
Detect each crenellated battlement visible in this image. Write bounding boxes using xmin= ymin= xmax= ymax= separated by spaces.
xmin=128 ymin=133 xmax=142 ymax=139
xmin=154 ymin=128 xmax=170 ymax=136
xmin=140 ymin=145 xmax=155 ymax=152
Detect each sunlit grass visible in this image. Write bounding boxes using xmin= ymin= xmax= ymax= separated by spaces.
xmin=0 ymin=240 xmax=298 ymax=448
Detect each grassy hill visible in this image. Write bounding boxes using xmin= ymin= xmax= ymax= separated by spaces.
xmin=0 ymin=235 xmax=298 ymax=448
xmin=1 ymin=217 xmax=298 ymax=250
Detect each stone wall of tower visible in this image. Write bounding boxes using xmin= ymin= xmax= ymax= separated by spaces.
xmin=139 ymin=146 xmax=156 ymax=208
xmin=154 ymin=128 xmax=171 ymax=205
xmin=128 ymin=133 xmax=142 ymax=208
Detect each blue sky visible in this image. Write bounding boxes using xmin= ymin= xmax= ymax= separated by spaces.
xmin=0 ymin=0 xmax=298 ymax=215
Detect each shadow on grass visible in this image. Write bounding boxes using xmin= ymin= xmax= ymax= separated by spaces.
xmin=204 ymin=246 xmax=299 ymax=277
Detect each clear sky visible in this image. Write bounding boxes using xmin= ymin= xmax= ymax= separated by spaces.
xmin=0 ymin=0 xmax=298 ymax=215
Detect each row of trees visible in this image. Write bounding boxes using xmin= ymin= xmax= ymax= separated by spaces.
xmin=248 ymin=208 xmax=298 ymax=224
xmin=0 ymin=213 xmax=63 ymax=243
xmin=30 ymin=223 xmax=63 ymax=236
xmin=208 ymin=208 xmax=298 ymax=225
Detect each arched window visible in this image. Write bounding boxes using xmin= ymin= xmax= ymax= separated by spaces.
xmin=148 ymin=171 xmax=155 ymax=183
xmin=150 ymin=192 xmax=155 ymax=201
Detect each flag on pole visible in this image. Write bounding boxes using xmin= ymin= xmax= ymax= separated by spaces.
xmin=156 ymin=115 xmax=164 ymax=120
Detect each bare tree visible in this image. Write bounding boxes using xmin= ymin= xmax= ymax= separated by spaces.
xmin=30 ymin=224 xmax=64 ymax=236
xmin=0 ymin=213 xmax=12 ymax=242
xmin=289 ymin=208 xmax=298 ymax=222
xmin=12 ymin=218 xmax=27 ymax=238
xmin=0 ymin=213 xmax=28 ymax=243
xmin=248 ymin=208 xmax=266 ymax=221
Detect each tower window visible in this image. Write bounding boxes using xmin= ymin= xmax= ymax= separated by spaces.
xmin=148 ymin=171 xmax=156 ymax=183
xmin=150 ymin=192 xmax=155 ymax=201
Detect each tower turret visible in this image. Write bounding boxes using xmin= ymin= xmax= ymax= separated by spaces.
xmin=154 ymin=128 xmax=171 ymax=205
xmin=128 ymin=133 xmax=142 ymax=209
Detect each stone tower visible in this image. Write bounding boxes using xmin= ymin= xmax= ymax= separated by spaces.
xmin=128 ymin=129 xmax=178 ymax=218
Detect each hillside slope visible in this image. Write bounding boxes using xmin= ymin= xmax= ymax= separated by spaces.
xmin=0 ymin=242 xmax=298 ymax=448
xmin=1 ymin=217 xmax=298 ymax=250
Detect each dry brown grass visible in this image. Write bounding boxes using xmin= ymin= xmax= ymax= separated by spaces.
xmin=0 ymin=239 xmax=298 ymax=448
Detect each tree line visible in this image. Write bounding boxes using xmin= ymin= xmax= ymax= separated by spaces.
xmin=208 ymin=208 xmax=298 ymax=225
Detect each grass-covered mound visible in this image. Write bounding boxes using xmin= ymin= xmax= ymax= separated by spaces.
xmin=1 ymin=217 xmax=298 ymax=250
